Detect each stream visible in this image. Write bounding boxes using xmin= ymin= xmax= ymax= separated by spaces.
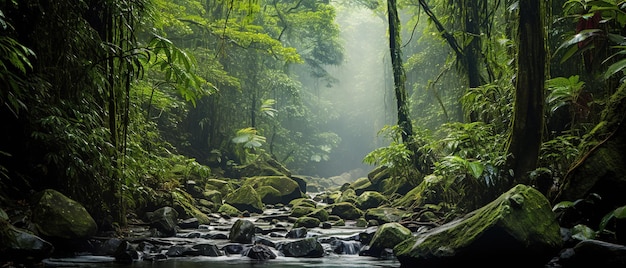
xmin=40 ymin=206 xmax=402 ymax=268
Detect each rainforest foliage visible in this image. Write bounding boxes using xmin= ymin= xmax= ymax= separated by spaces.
xmin=1 ymin=0 xmax=626 ymax=225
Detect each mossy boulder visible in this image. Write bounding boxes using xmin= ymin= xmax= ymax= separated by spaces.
xmin=351 ymin=177 xmax=372 ymax=195
xmin=217 ymin=203 xmax=241 ymax=217
xmin=368 ymin=222 xmax=412 ymax=257
xmin=394 ymin=184 xmax=563 ymax=267
xmin=307 ymin=208 xmax=330 ymax=222
xmin=364 ymin=207 xmax=409 ymax=224
xmin=256 ymin=186 xmax=283 ymax=204
xmin=337 ymin=188 xmax=358 ymax=203
xmin=202 ymin=190 xmax=223 ymax=206
xmin=289 ymin=198 xmax=317 ymax=208
xmin=31 ymin=189 xmax=97 ymax=240
xmin=327 ymin=202 xmax=363 ymax=220
xmin=356 ymin=191 xmax=388 ymax=210
xmin=224 ymin=185 xmax=263 ymax=214
xmin=392 ymin=174 xmax=445 ymax=209
xmin=172 ymin=189 xmax=210 ymax=224
xmin=294 ymin=216 xmax=321 ymax=228
xmin=205 ymin=179 xmax=234 ymax=197
xmin=243 ymin=176 xmax=303 ymax=205
xmin=290 ymin=206 xmax=316 ymax=218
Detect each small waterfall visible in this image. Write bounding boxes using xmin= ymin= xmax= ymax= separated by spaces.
xmin=330 ymin=240 xmax=362 ymax=255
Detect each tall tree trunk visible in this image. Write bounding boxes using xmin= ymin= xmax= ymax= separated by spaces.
xmin=464 ymin=0 xmax=482 ymax=89
xmin=506 ymin=0 xmax=546 ymax=186
xmin=387 ymin=0 xmax=413 ymax=143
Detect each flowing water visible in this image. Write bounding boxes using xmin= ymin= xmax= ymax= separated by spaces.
xmin=41 ymin=207 xmax=402 ymax=268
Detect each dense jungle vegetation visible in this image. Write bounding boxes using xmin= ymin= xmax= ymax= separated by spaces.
xmin=1 ymin=0 xmax=626 ymax=232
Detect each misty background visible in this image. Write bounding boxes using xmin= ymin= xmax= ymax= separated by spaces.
xmin=312 ymin=6 xmax=395 ymax=179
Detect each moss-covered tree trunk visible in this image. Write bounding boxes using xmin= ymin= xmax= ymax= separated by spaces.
xmin=387 ymin=0 xmax=413 ymax=144
xmin=506 ymin=0 xmax=546 ymax=186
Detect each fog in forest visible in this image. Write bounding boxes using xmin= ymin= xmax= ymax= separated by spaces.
xmin=312 ymin=6 xmax=395 ymax=179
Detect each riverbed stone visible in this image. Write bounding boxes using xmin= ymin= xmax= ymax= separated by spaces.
xmin=356 ymin=191 xmax=387 ymax=210
xmin=307 ymin=207 xmax=330 ymax=222
xmin=394 ymin=184 xmax=563 ymax=267
xmin=366 ymin=222 xmax=412 ymax=258
xmin=241 ymin=244 xmax=277 ymax=260
xmin=294 ymin=216 xmax=321 ymax=228
xmin=364 ymin=207 xmax=409 ymax=224
xmin=290 ymin=206 xmax=315 ymax=217
xmin=243 ymin=176 xmax=304 ymax=205
xmin=31 ymin=189 xmax=97 ymax=240
xmin=217 ymin=203 xmax=241 ymax=217
xmin=0 ymin=219 xmax=54 ymax=262
xmin=229 ymin=219 xmax=255 ymax=244
xmin=278 ymin=237 xmax=324 ymax=257
xmin=146 ymin=206 xmax=179 ymax=237
xmin=327 ymin=202 xmax=363 ymax=220
xmin=224 ymin=185 xmax=263 ymax=214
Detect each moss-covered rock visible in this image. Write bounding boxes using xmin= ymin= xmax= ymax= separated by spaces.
xmin=392 ymin=174 xmax=444 ymax=209
xmin=327 ymin=202 xmax=363 ymax=220
xmin=172 ymin=189 xmax=210 ymax=224
xmin=202 ymin=190 xmax=223 ymax=206
xmin=306 ymin=208 xmax=330 ymax=222
xmin=224 ymin=185 xmax=263 ymax=214
xmin=217 ymin=203 xmax=241 ymax=217
xmin=294 ymin=216 xmax=321 ymax=228
xmin=337 ymin=188 xmax=358 ymax=203
xmin=289 ymin=198 xmax=317 ymax=208
xmin=290 ymin=206 xmax=316 ymax=218
xmin=205 ymin=179 xmax=234 ymax=197
xmin=31 ymin=189 xmax=97 ymax=239
xmin=364 ymin=207 xmax=409 ymax=224
xmin=243 ymin=176 xmax=303 ymax=205
xmin=256 ymin=186 xmax=283 ymax=204
xmin=356 ymin=191 xmax=388 ymax=210
xmin=368 ymin=222 xmax=412 ymax=257
xmin=394 ymin=184 xmax=563 ymax=267
xmin=351 ymin=177 xmax=372 ymax=195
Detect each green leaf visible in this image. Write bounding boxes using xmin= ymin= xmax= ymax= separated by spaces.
xmin=571 ymin=224 xmax=596 ymax=241
xmin=556 ymin=29 xmax=602 ymax=57
xmin=604 ymin=58 xmax=626 ymax=79
xmin=467 ymin=161 xmax=484 ymax=179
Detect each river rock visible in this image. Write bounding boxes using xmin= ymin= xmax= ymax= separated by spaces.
xmin=224 ymin=185 xmax=263 ymax=214
xmin=229 ymin=219 xmax=255 ymax=244
xmin=241 ymin=244 xmax=277 ymax=260
xmin=394 ymin=184 xmax=563 ymax=267
xmin=356 ymin=191 xmax=387 ymax=210
xmin=286 ymin=227 xmax=307 ymax=238
xmin=364 ymin=222 xmax=411 ymax=258
xmin=327 ymin=202 xmax=363 ymax=220
xmin=555 ymin=239 xmax=626 ymax=267
xmin=330 ymin=239 xmax=362 ymax=255
xmin=192 ymin=243 xmax=223 ymax=256
xmin=146 ymin=206 xmax=178 ymax=237
xmin=243 ymin=176 xmax=304 ymax=205
xmin=0 ymin=219 xmax=54 ymax=262
xmin=294 ymin=216 xmax=321 ymax=228
xmin=31 ymin=189 xmax=97 ymax=240
xmin=278 ymin=237 xmax=324 ymax=257
xmin=364 ymin=207 xmax=408 ymax=224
